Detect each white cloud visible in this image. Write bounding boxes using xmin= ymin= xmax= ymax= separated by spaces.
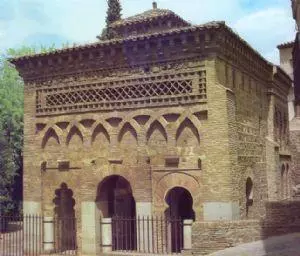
xmin=233 ymin=7 xmax=295 ymax=63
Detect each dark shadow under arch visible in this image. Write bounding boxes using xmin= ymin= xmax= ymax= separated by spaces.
xmin=66 ymin=126 xmax=83 ymax=146
xmin=118 ymin=123 xmax=138 ymax=143
xmin=91 ymin=123 xmax=110 ymax=144
xmin=146 ymin=120 xmax=168 ymax=143
xmin=42 ymin=128 xmax=60 ymax=148
xmin=176 ymin=118 xmax=200 ymax=145
xmin=96 ymin=175 xmax=136 ymax=251
xmin=165 ymin=187 xmax=195 ymax=253
xmin=96 ymin=175 xmax=135 ymax=218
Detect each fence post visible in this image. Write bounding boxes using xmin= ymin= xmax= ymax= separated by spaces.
xmin=101 ymin=218 xmax=112 ymax=252
xmin=183 ymin=219 xmax=193 ymax=251
xmin=43 ymin=216 xmax=54 ymax=253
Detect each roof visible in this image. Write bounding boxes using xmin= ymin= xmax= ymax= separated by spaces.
xmin=109 ymin=7 xmax=190 ymax=28
xmin=10 ymin=20 xmax=272 ymax=71
xmin=277 ymin=41 xmax=294 ymax=49
xmin=10 ymin=21 xmax=222 ymax=63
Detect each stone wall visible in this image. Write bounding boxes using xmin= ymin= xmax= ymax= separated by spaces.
xmin=290 ymin=126 xmax=300 ymax=186
xmin=192 ymin=201 xmax=300 ymax=255
xmin=192 ymin=220 xmax=262 ymax=255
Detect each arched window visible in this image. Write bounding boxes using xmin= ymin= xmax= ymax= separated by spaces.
xmin=246 ymin=177 xmax=253 ymax=217
xmin=286 ymin=164 xmax=290 ymax=198
xmin=281 ymin=164 xmax=285 ymax=199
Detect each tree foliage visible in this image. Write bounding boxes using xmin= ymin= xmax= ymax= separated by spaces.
xmin=100 ymin=0 xmax=122 ymax=40
xmin=106 ymin=0 xmax=122 ymax=25
xmin=0 ymin=46 xmax=56 ymax=214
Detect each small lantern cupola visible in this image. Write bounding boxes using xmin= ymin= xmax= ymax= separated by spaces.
xmin=152 ymin=1 xmax=158 ymax=9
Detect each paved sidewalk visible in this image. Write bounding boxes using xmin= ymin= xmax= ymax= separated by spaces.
xmin=208 ymin=233 xmax=300 ymax=256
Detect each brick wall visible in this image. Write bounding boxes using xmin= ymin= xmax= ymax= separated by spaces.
xmin=192 ymin=220 xmax=262 ymax=255
xmin=192 ymin=201 xmax=300 ymax=255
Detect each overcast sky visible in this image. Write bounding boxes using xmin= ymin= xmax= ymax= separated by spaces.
xmin=0 ymin=0 xmax=296 ymax=64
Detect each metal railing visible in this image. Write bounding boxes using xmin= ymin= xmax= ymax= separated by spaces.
xmin=0 ymin=215 xmax=77 ymax=256
xmin=111 ymin=216 xmax=183 ymax=254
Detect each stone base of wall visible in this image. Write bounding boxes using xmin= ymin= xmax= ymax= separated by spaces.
xmin=192 ymin=220 xmax=262 ymax=255
xmin=192 ymin=201 xmax=300 ymax=255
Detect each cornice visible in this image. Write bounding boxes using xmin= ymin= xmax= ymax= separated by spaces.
xmin=10 ymin=22 xmax=222 ymax=63
xmin=12 ymin=26 xmax=222 ymax=81
xmin=11 ymin=21 xmax=276 ymax=86
xmin=217 ymin=26 xmax=273 ymax=82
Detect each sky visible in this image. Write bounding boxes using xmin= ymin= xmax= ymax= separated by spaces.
xmin=0 ymin=0 xmax=296 ymax=64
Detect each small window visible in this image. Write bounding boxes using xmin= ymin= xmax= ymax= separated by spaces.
xmin=58 ymin=161 xmax=70 ymax=172
xmin=198 ymin=158 xmax=202 ymax=169
xmin=246 ymin=177 xmax=253 ymax=217
xmin=246 ymin=177 xmax=253 ymax=206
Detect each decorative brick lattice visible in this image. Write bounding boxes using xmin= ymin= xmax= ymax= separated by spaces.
xmin=36 ymin=71 xmax=206 ymax=115
xmin=47 ymin=80 xmax=192 ymax=106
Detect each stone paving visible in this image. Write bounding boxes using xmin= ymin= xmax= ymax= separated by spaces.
xmin=208 ymin=233 xmax=300 ymax=256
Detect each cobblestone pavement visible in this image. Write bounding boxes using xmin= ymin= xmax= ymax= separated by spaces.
xmin=208 ymin=233 xmax=300 ymax=256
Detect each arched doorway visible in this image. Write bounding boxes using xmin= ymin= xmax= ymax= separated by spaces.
xmin=96 ymin=175 xmax=135 ymax=217
xmin=53 ymin=183 xmax=76 ymax=252
xmin=96 ymin=175 xmax=136 ymax=250
xmin=165 ymin=187 xmax=195 ymax=253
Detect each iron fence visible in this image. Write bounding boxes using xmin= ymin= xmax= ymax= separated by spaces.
xmin=111 ymin=216 xmax=183 ymax=254
xmin=0 ymin=215 xmax=77 ymax=256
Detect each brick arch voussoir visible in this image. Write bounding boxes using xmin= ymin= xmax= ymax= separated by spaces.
xmin=244 ymin=167 xmax=254 ymax=181
xmin=145 ymin=114 xmax=168 ymax=131
xmin=145 ymin=117 xmax=169 ymax=143
xmin=40 ymin=124 xmax=63 ymax=148
xmin=154 ymin=172 xmax=201 ymax=209
xmin=119 ymin=115 xmax=141 ymax=132
xmin=118 ymin=119 xmax=140 ymax=144
xmin=174 ymin=113 xmax=201 ymax=143
xmin=65 ymin=123 xmax=86 ymax=146
xmin=90 ymin=119 xmax=112 ymax=143
xmin=176 ymin=111 xmax=201 ymax=131
xmin=97 ymin=171 xmax=137 ymax=200
xmin=67 ymin=121 xmax=88 ymax=137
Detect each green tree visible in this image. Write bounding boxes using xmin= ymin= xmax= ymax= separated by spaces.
xmin=0 ymin=46 xmax=56 ymax=214
xmin=100 ymin=0 xmax=122 ymax=40
xmin=106 ymin=0 xmax=122 ymax=25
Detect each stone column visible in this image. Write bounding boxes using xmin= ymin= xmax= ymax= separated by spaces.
xmin=81 ymin=202 xmax=101 ymax=255
xmin=101 ymin=218 xmax=112 ymax=253
xmin=183 ymin=220 xmax=193 ymax=251
xmin=136 ymin=202 xmax=153 ymax=252
xmin=43 ymin=217 xmax=54 ymax=253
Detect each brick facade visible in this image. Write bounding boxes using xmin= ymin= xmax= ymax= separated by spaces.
xmin=11 ymin=4 xmax=292 ymax=255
